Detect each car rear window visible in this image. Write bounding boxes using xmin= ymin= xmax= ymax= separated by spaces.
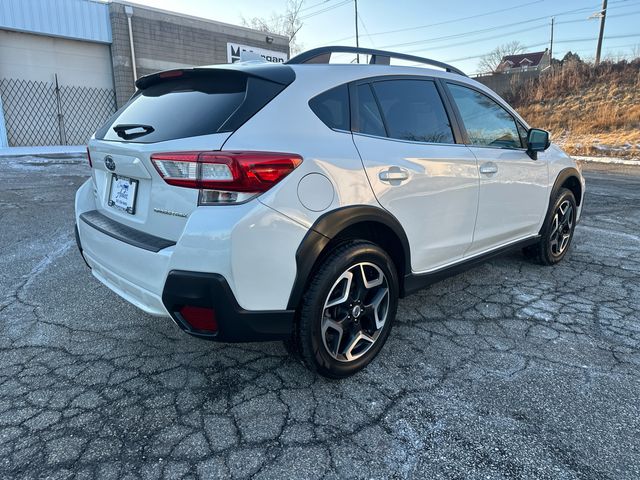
xmin=96 ymin=69 xmax=293 ymax=143
xmin=309 ymin=84 xmax=350 ymax=131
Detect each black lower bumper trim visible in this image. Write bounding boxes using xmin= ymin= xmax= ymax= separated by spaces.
xmin=162 ymin=270 xmax=295 ymax=342
xmin=80 ymin=210 xmax=175 ymax=252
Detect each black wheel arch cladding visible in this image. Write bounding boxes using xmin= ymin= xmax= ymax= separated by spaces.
xmin=287 ymin=205 xmax=411 ymax=310
xmin=552 ymin=167 xmax=582 ymax=207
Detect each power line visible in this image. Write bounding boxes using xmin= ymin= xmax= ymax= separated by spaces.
xmin=571 ymin=42 xmax=640 ymax=54
xmin=270 ymin=0 xmax=343 ymax=20
xmin=400 ymin=23 xmax=551 ymax=54
xmin=357 ymin=11 xmax=375 ymax=47
xmin=299 ymin=0 xmax=352 ymax=20
xmin=300 ymin=0 xmax=334 ymax=12
xmin=312 ymin=0 xmax=640 ymax=50
xmin=319 ymin=0 xmax=546 ymax=45
xmin=443 ymin=32 xmax=640 ymax=63
xmin=398 ymin=8 xmax=640 ymax=56
xmin=376 ymin=2 xmax=640 ymax=51
xmin=379 ymin=19 xmax=548 ymax=50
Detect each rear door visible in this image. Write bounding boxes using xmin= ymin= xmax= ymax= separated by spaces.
xmin=351 ymin=77 xmax=479 ymax=273
xmin=87 ymin=68 xmax=291 ymax=241
xmin=444 ymin=82 xmax=548 ymax=255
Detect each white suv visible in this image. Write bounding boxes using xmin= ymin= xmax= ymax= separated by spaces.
xmin=75 ymin=46 xmax=585 ymax=378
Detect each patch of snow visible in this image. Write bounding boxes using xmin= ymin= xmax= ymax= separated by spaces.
xmin=0 ymin=145 xmax=85 ymax=157
xmin=574 ymin=155 xmax=640 ymax=166
xmin=1 ymin=154 xmax=89 ymax=176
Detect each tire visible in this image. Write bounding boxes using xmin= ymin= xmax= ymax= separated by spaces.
xmin=292 ymin=240 xmax=399 ymax=379
xmin=524 ymin=187 xmax=577 ymax=265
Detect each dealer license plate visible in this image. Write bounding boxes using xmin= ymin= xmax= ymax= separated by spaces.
xmin=108 ymin=174 xmax=138 ymax=215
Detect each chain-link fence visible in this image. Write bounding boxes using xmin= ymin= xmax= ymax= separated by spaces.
xmin=0 ymin=76 xmax=117 ymax=147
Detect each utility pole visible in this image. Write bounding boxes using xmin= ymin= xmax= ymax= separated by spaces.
xmin=595 ymin=0 xmax=608 ymax=65
xmin=354 ymin=0 xmax=360 ymax=64
xmin=549 ymin=16 xmax=554 ymax=68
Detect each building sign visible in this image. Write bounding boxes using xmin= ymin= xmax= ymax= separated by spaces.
xmin=227 ymin=43 xmax=287 ymax=64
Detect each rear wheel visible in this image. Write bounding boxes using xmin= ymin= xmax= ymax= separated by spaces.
xmin=524 ymin=188 xmax=577 ymax=265
xmin=292 ymin=241 xmax=398 ymax=378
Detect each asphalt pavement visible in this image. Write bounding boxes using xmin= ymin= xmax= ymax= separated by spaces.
xmin=0 ymin=155 xmax=639 ymax=479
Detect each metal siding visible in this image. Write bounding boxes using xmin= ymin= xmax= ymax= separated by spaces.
xmin=0 ymin=0 xmax=111 ymax=43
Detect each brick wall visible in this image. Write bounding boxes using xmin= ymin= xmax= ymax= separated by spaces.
xmin=109 ymin=3 xmax=290 ymax=107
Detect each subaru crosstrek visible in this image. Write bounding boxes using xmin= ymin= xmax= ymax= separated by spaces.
xmin=75 ymin=46 xmax=585 ymax=378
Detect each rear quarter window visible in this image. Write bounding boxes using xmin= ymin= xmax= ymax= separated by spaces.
xmin=309 ymin=84 xmax=350 ymax=131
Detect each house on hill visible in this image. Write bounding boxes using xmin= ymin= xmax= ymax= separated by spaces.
xmin=496 ymin=49 xmax=551 ymax=73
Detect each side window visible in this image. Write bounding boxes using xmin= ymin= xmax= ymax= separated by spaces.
xmin=447 ymin=83 xmax=522 ymax=149
xmin=309 ymin=84 xmax=350 ymax=131
xmin=371 ymin=79 xmax=454 ymax=144
xmin=355 ymin=84 xmax=386 ymax=137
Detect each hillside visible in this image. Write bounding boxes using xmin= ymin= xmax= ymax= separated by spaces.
xmin=504 ymin=60 xmax=640 ymax=159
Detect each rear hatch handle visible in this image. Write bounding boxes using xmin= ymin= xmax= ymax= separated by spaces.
xmin=113 ymin=124 xmax=155 ymax=140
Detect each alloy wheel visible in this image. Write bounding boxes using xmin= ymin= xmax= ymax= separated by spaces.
xmin=321 ymin=262 xmax=390 ymax=362
xmin=550 ymin=199 xmax=574 ymax=256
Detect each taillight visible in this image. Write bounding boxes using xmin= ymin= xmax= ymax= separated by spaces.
xmin=86 ymin=147 xmax=92 ymax=168
xmin=151 ymin=151 xmax=302 ymax=204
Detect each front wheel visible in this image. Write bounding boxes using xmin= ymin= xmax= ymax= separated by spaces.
xmin=293 ymin=241 xmax=399 ymax=378
xmin=524 ymin=187 xmax=577 ymax=265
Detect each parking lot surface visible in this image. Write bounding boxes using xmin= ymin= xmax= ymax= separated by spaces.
xmin=1 ymin=156 xmax=639 ymax=479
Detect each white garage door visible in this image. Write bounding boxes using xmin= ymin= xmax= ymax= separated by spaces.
xmin=0 ymin=30 xmax=117 ymax=146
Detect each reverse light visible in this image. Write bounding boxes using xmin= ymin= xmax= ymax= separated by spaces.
xmin=151 ymin=151 xmax=302 ymax=204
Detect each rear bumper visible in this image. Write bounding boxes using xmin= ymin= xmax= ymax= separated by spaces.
xmin=77 ymin=213 xmax=173 ymax=316
xmin=74 ymin=177 xmax=305 ymax=341
xmin=76 ymin=221 xmax=295 ymax=340
xmin=163 ymin=271 xmax=294 ymax=342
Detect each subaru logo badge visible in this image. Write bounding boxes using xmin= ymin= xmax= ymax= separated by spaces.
xmin=104 ymin=155 xmax=116 ymax=171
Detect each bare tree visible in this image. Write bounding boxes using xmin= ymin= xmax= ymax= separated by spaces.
xmin=242 ymin=0 xmax=304 ymax=56
xmin=631 ymin=44 xmax=640 ymax=60
xmin=478 ymin=41 xmax=526 ymax=73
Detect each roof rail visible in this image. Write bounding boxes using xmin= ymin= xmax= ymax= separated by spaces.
xmin=286 ymin=46 xmax=466 ymax=76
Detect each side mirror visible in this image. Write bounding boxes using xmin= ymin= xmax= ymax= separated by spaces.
xmin=526 ymin=128 xmax=550 ymax=159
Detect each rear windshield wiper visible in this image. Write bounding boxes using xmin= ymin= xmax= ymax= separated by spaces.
xmin=113 ymin=124 xmax=155 ymax=140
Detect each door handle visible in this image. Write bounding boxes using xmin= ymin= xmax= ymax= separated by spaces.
xmin=479 ymin=162 xmax=498 ymax=175
xmin=379 ymin=167 xmax=409 ymax=182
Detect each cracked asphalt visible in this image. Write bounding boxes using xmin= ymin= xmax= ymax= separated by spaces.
xmin=1 ymin=155 xmax=639 ymax=479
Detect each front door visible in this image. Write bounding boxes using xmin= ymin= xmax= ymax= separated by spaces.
xmin=445 ymin=82 xmax=548 ymax=256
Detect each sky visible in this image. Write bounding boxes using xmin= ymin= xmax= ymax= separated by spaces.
xmin=123 ymin=0 xmax=640 ymax=74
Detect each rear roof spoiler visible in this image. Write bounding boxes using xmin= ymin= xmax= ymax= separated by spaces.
xmin=135 ymin=63 xmax=295 ymax=90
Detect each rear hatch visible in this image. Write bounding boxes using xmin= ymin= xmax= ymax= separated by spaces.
xmin=87 ymin=64 xmax=295 ymax=241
